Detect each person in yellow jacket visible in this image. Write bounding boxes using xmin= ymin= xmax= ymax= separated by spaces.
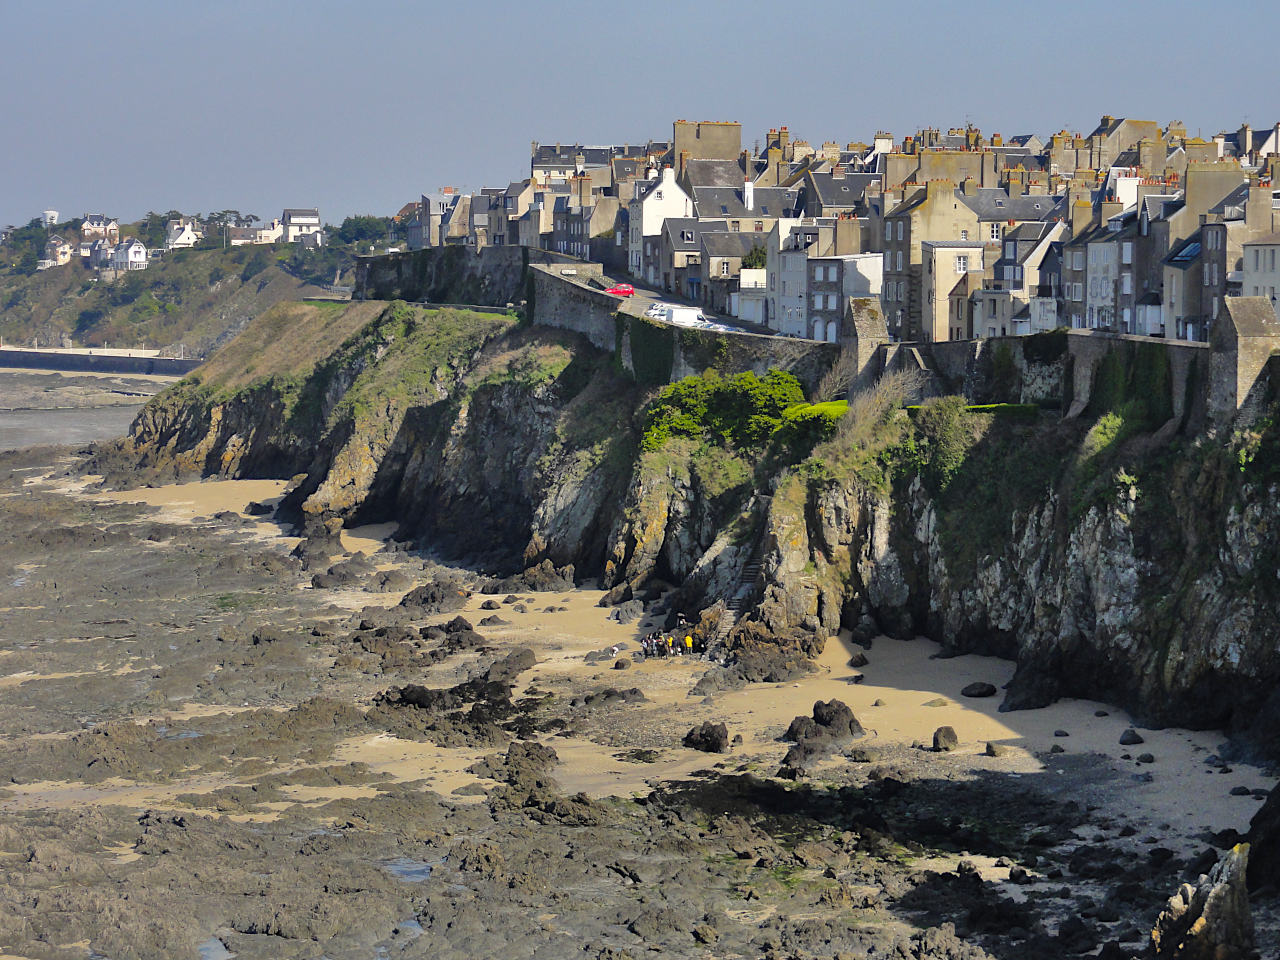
xmin=684 ymin=635 xmax=693 ymax=655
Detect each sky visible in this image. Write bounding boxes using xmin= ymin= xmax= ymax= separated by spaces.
xmin=0 ymin=0 xmax=1274 ymax=229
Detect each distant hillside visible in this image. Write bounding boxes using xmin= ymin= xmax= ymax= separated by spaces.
xmin=0 ymin=214 xmax=389 ymax=357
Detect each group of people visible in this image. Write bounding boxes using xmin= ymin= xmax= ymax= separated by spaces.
xmin=637 ymin=617 xmax=707 ymax=660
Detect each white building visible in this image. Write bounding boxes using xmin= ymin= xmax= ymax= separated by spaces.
xmin=281 ymin=208 xmax=323 ymax=244
xmin=165 ymin=217 xmax=204 ymax=250
xmin=627 ymin=167 xmax=692 ymax=282
xmin=731 ymin=268 xmax=767 ymax=324
xmin=110 ymin=237 xmax=148 ymax=271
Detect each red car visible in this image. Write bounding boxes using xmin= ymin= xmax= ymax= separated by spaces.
xmin=605 ymin=283 xmax=635 ymax=297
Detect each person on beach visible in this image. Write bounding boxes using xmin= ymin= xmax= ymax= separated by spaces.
xmin=684 ymin=635 xmax=693 ymax=655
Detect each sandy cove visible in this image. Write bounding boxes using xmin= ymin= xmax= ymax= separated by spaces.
xmin=50 ymin=476 xmax=1275 ymax=852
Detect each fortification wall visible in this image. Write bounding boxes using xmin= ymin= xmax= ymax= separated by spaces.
xmin=355 ymin=245 xmax=585 ymax=305
xmin=881 ymin=329 xmax=1211 ymax=428
xmin=529 ymin=264 xmax=838 ymax=390
xmin=0 ymin=349 xmax=201 ymax=377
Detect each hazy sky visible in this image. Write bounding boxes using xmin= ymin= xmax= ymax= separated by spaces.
xmin=1 ymin=0 xmax=1273 ymax=228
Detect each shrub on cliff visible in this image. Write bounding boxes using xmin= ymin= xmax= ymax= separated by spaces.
xmin=640 ymin=369 xmax=805 ymax=452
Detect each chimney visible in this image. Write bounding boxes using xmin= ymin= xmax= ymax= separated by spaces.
xmin=1007 ymin=175 xmax=1024 ymax=197
xmin=960 ymin=177 xmax=978 ymax=196
xmin=831 ymin=163 xmax=844 ymax=180
xmin=743 ymin=177 xmax=754 ymax=211
xmin=1071 ymin=198 xmax=1093 ymax=237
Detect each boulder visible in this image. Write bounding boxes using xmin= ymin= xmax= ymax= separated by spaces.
xmin=683 ymin=722 xmax=729 ymax=754
xmin=961 ymin=682 xmax=997 ymax=698
xmin=1119 ymin=728 xmax=1145 ymax=746
xmin=612 ymin=658 xmax=631 ymax=670
xmin=1152 ymin=843 xmax=1254 ymax=958
xmin=933 ymin=726 xmax=959 ymax=752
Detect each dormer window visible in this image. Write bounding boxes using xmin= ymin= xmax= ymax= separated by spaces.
xmin=995 ymin=199 xmax=1005 ymax=207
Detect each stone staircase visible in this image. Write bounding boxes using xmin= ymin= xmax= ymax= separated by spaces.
xmin=711 ymin=554 xmax=764 ymax=644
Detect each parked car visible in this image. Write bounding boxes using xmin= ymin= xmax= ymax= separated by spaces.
xmin=605 ymin=283 xmax=634 ymax=297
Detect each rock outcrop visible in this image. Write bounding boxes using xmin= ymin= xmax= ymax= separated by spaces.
xmin=1151 ymin=843 xmax=1255 ymax=959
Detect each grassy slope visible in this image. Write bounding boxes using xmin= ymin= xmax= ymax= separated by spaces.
xmin=0 ymin=246 xmax=329 ymax=356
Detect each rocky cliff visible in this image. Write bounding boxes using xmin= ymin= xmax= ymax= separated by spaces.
xmin=95 ymin=300 xmax=1280 ymax=758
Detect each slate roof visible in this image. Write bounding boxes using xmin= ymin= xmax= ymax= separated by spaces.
xmin=1245 ymin=232 xmax=1280 ymax=246
xmin=662 ymin=217 xmax=724 ymax=252
xmin=683 ymin=158 xmax=747 ymax=188
xmin=1224 ymin=296 xmax=1280 ymax=337
xmin=1142 ymin=194 xmax=1182 ymax=222
xmin=1209 ymin=182 xmax=1251 ymax=219
xmin=691 ymin=185 xmax=799 ymax=219
xmin=806 ymin=171 xmax=878 ymax=207
xmin=701 ymin=231 xmax=764 ymax=258
xmin=956 ymin=188 xmax=1065 ymax=221
xmin=612 ymin=158 xmax=643 ymax=181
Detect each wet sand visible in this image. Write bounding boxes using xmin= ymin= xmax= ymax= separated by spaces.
xmin=2 ymin=466 xmax=1276 ymax=958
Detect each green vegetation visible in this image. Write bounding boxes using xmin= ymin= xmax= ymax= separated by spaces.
xmin=741 ymin=244 xmax=767 ymax=269
xmin=641 ymin=370 xmax=806 ymax=451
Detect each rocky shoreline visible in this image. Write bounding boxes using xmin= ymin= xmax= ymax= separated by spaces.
xmin=0 ymin=445 xmax=1275 ymax=958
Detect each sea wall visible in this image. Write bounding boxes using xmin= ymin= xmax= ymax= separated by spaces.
xmin=0 ymin=349 xmax=201 ymax=377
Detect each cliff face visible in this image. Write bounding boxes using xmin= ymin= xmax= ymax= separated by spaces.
xmin=752 ymin=413 xmax=1280 ymax=752
xmin=98 ymin=300 xmax=1280 ymax=752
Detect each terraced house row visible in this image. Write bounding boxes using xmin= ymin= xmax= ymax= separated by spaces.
xmin=398 ymin=116 xmax=1280 ymax=346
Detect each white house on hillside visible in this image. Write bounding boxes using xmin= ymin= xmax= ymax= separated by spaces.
xmin=165 ymin=217 xmax=204 ymax=250
xmin=282 ymin=208 xmax=323 ymax=245
xmin=111 ymin=237 xmax=149 ymax=271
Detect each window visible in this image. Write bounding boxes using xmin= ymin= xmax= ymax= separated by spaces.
xmin=897 ymin=281 xmax=905 ymax=301
xmin=1004 ymin=242 xmax=1015 ymax=258
xmin=730 ymin=222 xmax=739 ymax=232
xmin=812 ymin=294 xmax=822 ymax=309
xmin=813 ymin=266 xmax=821 ymax=281
xmin=1122 ymin=242 xmax=1133 ymax=264
xmin=885 ymin=221 xmax=892 ymax=241
xmin=721 ymin=261 xmax=729 ymax=276
xmin=1255 ymin=249 xmax=1261 ymax=270
xmin=1271 ymin=249 xmax=1277 ymax=271
xmin=1072 ymin=251 xmax=1084 ymax=271
xmin=770 ymin=274 xmax=776 ymax=290
xmin=896 ymin=221 xmax=904 ymax=241
xmin=960 ymin=230 xmax=969 ymax=240
xmin=989 ymin=223 xmax=1001 ymax=241
xmin=1121 ymin=273 xmax=1132 ymax=295
xmin=895 ymin=251 xmax=903 ymax=271
xmin=955 ymin=255 xmax=968 ymax=273
xmin=827 ymin=294 xmax=837 ymax=310
xmin=754 ymin=221 xmax=763 ymax=232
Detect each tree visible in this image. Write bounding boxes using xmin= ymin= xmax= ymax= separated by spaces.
xmin=742 ymin=244 xmax=767 ymax=269
xmin=334 ymin=215 xmax=391 ymax=246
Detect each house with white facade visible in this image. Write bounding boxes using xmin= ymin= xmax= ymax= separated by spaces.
xmin=228 ymin=219 xmax=284 ymax=246
xmin=81 ymin=215 xmax=119 ymax=246
xmin=111 ymin=237 xmax=149 ymax=271
xmin=627 ymin=167 xmax=692 ymax=283
xmin=281 ymin=208 xmax=323 ymax=245
xmin=165 ymin=217 xmax=204 ymax=250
